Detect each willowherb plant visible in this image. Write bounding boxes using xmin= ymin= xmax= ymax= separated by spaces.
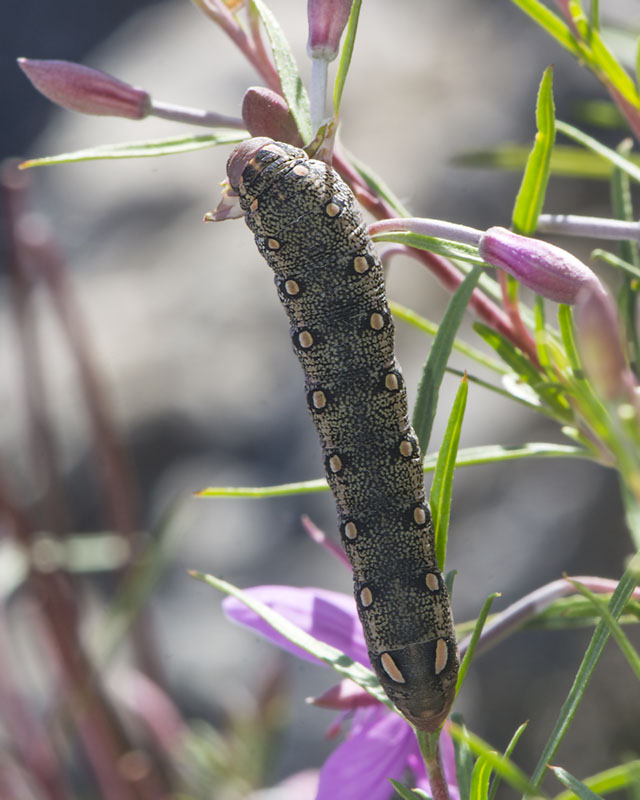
xmin=14 ymin=0 xmax=640 ymax=798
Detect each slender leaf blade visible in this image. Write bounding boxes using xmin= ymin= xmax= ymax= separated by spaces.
xmin=530 ymin=554 xmax=640 ymax=787
xmin=251 ymin=0 xmax=312 ymax=143
xmin=430 ymin=375 xmax=468 ymax=570
xmin=192 ymin=571 xmax=395 ymax=710
xmin=552 ymin=760 xmax=640 ymax=800
xmin=373 ymin=230 xmax=485 ymax=265
xmin=389 ymin=779 xmax=426 ymax=800
xmin=566 ymin=578 xmax=640 ymax=680
xmin=333 ymin=0 xmax=362 ymax=117
xmin=456 ymin=592 xmax=501 ymax=694
xmin=448 ymin=722 xmax=542 ymax=798
xmin=470 ymin=756 xmax=495 ymax=800
xmin=512 ymin=66 xmax=556 ymax=234
xmin=556 ymin=120 xmax=640 ymax=183
xmin=20 ymin=131 xmax=248 ymax=168
xmin=413 ymin=266 xmax=482 ymax=453
xmin=550 ymin=767 xmax=606 ymax=800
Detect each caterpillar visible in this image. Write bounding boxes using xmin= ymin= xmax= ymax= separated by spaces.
xmin=225 ymin=137 xmax=458 ymax=731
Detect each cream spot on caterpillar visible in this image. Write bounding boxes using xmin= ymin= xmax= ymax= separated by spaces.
xmin=325 ymin=201 xmax=341 ymax=217
xmin=312 ymin=390 xmax=327 ymax=409
xmin=370 ymin=312 xmax=385 ymax=330
xmin=435 ymin=639 xmax=449 ymax=675
xmin=329 ymin=454 xmax=343 ymax=473
xmin=267 ymin=238 xmax=280 ymax=250
xmin=360 ymin=587 xmax=373 ymax=607
xmin=353 ymin=255 xmax=370 ymax=274
xmin=284 ymin=279 xmax=300 ymax=295
xmin=381 ymin=652 xmax=406 ymax=684
xmin=414 ymin=506 xmax=427 ymax=525
xmin=344 ymin=521 xmax=358 ymax=540
xmin=293 ymin=163 xmax=309 ymax=177
xmin=385 ymin=372 xmax=399 ymax=391
xmin=250 ymin=198 xmax=259 ymax=212
xmin=298 ymin=330 xmax=314 ymax=349
xmin=399 ymin=439 xmax=414 ymax=458
xmin=425 ymin=573 xmax=440 ymax=592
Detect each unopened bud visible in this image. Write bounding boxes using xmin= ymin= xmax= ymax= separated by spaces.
xmin=574 ymin=286 xmax=638 ymax=403
xmin=18 ymin=58 xmax=151 ymax=119
xmin=479 ymin=226 xmax=603 ymax=304
xmin=241 ymin=87 xmax=303 ymax=146
xmin=307 ymin=0 xmax=353 ymax=61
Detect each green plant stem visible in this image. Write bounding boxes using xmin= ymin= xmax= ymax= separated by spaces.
xmin=418 ymin=730 xmax=451 ymax=800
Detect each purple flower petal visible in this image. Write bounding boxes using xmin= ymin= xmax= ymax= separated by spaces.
xmin=316 ymin=706 xmax=417 ymax=800
xmin=222 ymin=585 xmax=369 ymax=667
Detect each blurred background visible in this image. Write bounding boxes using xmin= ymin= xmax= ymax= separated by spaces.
xmin=1 ymin=0 xmax=639 ymax=797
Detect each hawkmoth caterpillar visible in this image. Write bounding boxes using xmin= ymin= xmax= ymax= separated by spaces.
xmin=225 ymin=137 xmax=459 ymax=731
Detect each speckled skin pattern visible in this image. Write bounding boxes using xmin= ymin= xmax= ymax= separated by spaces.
xmin=226 ymin=138 xmax=458 ymax=731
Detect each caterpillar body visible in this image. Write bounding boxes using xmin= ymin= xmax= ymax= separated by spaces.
xmin=226 ymin=138 xmax=458 ymax=731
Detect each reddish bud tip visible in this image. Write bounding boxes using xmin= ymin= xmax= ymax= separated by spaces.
xmin=307 ymin=0 xmax=353 ymax=61
xmin=479 ymin=226 xmax=603 ymax=304
xmin=18 ymin=58 xmax=151 ymax=119
xmin=241 ymin=87 xmax=303 ymax=147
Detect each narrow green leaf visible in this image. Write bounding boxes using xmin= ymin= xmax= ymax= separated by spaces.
xmin=556 ymin=120 xmax=640 ymax=183
xmin=333 ymin=0 xmax=362 ymax=117
xmin=591 ymin=250 xmax=640 ymax=281
xmin=470 ymin=756 xmax=495 ymax=800
xmin=566 ymin=578 xmax=640 ymax=680
xmin=552 ymin=759 xmax=640 ymax=800
xmin=508 ymin=0 xmax=580 ymax=56
xmin=451 ymin=713 xmax=474 ymax=800
xmin=372 ymin=230 xmax=485 ymax=265
xmin=488 ymin=722 xmax=529 ymax=800
xmin=350 ymin=155 xmax=411 ymax=217
xmin=192 ymin=571 xmax=395 ymax=710
xmin=448 ymin=722 xmax=543 ymax=798
xmin=413 ymin=266 xmax=482 ymax=453
xmin=585 ymin=27 xmax=640 ymax=107
xmin=455 ymin=144 xmax=640 ymax=179
xmin=430 ymin=375 xmax=468 ymax=570
xmin=389 ymin=779 xmax=426 ymax=800
xmin=19 ymin=131 xmax=248 ymax=168
xmin=473 ymin=322 xmax=571 ymax=416
xmin=512 ymin=66 xmax=556 ymax=234
xmin=197 ymin=443 xmax=590 ymax=498
xmin=456 ymin=592 xmax=501 ymax=694
xmin=250 ymin=0 xmax=312 ymax=143
xmin=550 ymin=767 xmax=605 ymax=800
xmin=523 ymin=594 xmax=640 ymax=631
xmin=530 ymin=554 xmax=640 ymax=788
xmin=390 ymin=301 xmax=506 ymax=374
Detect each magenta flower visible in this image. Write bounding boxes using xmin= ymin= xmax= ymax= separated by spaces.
xmin=223 ymin=585 xmax=459 ymax=800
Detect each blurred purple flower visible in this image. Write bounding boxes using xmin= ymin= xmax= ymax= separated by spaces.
xmin=479 ymin=226 xmax=603 ymax=304
xmin=223 ymin=585 xmax=459 ymax=800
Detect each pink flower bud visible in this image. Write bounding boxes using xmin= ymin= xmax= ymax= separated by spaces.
xmin=18 ymin=58 xmax=151 ymax=119
xmin=307 ymin=0 xmax=353 ymax=61
xmin=241 ymin=87 xmax=303 ymax=146
xmin=574 ymin=286 xmax=638 ymax=403
xmin=478 ymin=226 xmax=603 ymax=304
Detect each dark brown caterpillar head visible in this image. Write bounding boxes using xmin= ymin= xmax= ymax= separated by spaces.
xmin=374 ymin=638 xmax=459 ymax=732
xmin=226 ymin=138 xmax=308 ymax=200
